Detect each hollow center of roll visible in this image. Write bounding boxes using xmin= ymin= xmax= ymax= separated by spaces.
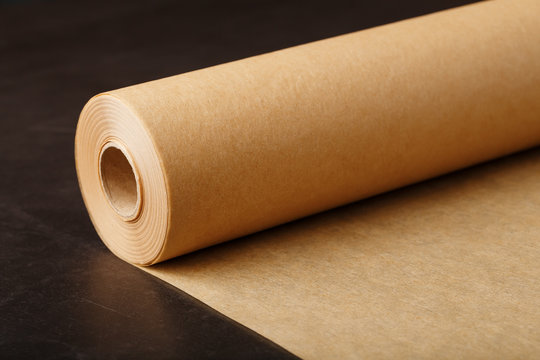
xmin=99 ymin=144 xmax=140 ymax=220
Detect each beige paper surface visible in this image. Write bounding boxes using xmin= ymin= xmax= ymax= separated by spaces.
xmin=75 ymin=0 xmax=540 ymax=357
xmin=145 ymin=146 xmax=540 ymax=359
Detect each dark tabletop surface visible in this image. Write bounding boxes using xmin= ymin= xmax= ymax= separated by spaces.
xmin=1 ymin=0 xmax=478 ymax=358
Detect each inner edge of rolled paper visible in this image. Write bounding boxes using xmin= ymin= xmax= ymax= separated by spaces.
xmin=99 ymin=141 xmax=142 ymax=222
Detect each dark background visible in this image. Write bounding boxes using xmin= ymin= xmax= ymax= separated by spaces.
xmin=1 ymin=0 xmax=479 ymax=358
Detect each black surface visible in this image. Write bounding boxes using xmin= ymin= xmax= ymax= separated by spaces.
xmin=1 ymin=0 xmax=479 ymax=358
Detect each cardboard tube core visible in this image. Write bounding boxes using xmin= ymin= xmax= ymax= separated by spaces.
xmin=99 ymin=143 xmax=140 ymax=220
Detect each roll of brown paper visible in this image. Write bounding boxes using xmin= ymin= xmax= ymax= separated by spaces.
xmin=75 ymin=0 xmax=540 ymax=266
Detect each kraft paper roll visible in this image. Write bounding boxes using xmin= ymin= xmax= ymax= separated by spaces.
xmin=75 ymin=0 xmax=540 ymax=358
xmin=76 ymin=0 xmax=540 ymax=266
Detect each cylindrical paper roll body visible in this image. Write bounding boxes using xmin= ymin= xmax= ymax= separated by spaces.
xmin=76 ymin=0 xmax=540 ymax=265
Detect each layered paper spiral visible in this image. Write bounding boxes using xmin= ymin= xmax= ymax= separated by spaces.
xmin=76 ymin=95 xmax=168 ymax=264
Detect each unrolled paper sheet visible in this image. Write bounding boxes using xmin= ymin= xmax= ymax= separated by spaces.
xmin=75 ymin=0 xmax=540 ymax=358
xmin=145 ymin=146 xmax=540 ymax=359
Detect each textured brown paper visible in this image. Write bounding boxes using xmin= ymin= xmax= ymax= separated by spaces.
xmin=144 ymin=146 xmax=540 ymax=359
xmin=75 ymin=0 xmax=540 ymax=357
